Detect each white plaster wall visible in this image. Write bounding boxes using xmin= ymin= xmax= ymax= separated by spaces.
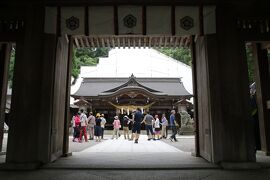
xmin=71 ymin=48 xmax=193 ymax=103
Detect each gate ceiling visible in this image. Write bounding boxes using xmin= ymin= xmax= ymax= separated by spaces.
xmin=44 ymin=5 xmax=216 ymax=48
xmin=72 ymin=35 xmax=191 ymax=48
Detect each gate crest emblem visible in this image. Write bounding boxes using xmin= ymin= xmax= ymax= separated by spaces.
xmin=180 ymin=16 xmax=194 ymax=31
xmin=66 ymin=16 xmax=80 ymax=31
xmin=123 ymin=14 xmax=137 ymax=28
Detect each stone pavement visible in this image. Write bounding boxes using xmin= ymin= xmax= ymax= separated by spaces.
xmin=46 ymin=135 xmax=215 ymax=169
xmin=1 ymin=134 xmax=270 ymax=179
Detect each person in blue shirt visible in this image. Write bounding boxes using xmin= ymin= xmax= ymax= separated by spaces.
xmin=169 ymin=110 xmax=178 ymax=142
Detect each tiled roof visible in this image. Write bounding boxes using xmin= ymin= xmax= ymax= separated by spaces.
xmin=72 ymin=76 xmax=192 ymax=99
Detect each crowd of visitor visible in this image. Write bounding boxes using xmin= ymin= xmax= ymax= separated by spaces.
xmin=71 ymin=108 xmax=181 ymax=144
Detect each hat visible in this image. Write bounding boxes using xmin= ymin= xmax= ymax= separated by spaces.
xmin=114 ymin=116 xmax=118 ymax=119
xmin=96 ymin=113 xmax=100 ymax=117
xmin=124 ymin=115 xmax=128 ymax=118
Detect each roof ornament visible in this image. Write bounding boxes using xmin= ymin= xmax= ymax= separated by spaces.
xmin=128 ymin=74 xmax=138 ymax=86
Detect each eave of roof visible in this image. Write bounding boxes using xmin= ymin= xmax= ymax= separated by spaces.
xmin=72 ymin=76 xmax=192 ymax=99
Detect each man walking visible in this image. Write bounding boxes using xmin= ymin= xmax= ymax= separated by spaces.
xmin=169 ymin=110 xmax=178 ymax=142
xmin=142 ymin=111 xmax=154 ymax=140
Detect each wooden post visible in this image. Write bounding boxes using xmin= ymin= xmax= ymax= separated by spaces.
xmin=190 ymin=35 xmax=200 ymax=157
xmin=253 ymin=43 xmax=270 ymax=155
xmin=0 ymin=43 xmax=11 ymax=152
xmin=63 ymin=35 xmax=74 ymax=157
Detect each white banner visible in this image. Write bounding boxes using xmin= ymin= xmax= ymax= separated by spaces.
xmin=89 ymin=6 xmax=114 ymax=35
xmin=175 ymin=6 xmax=199 ymax=35
xmin=146 ymin=6 xmax=171 ymax=35
xmin=118 ymin=6 xmax=142 ymax=35
xmin=61 ymin=7 xmax=85 ymax=35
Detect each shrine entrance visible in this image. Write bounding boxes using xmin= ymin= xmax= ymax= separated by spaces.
xmin=1 ymin=2 xmax=269 ymax=169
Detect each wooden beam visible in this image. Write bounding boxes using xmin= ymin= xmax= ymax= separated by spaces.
xmin=174 ymin=36 xmax=178 ymax=48
xmin=85 ymin=36 xmax=90 ymax=47
xmin=101 ymin=37 xmax=105 ymax=48
xmin=143 ymin=37 xmax=146 ymax=48
xmin=179 ymin=36 xmax=184 ymax=47
xmin=106 ymin=37 xmax=111 ymax=48
xmin=122 ymin=36 xmax=125 ymax=48
xmin=74 ymin=37 xmax=80 ymax=48
xmin=159 ymin=37 xmax=163 ymax=48
xmin=96 ymin=37 xmax=100 ymax=48
xmin=133 ymin=37 xmax=136 ymax=48
xmin=128 ymin=37 xmax=130 ymax=48
xmin=79 ymin=36 xmax=85 ymax=48
xmin=112 ymin=36 xmax=115 ymax=48
xmin=89 ymin=36 xmax=94 ymax=48
xmin=164 ymin=37 xmax=168 ymax=47
xmin=117 ymin=36 xmax=120 ymax=48
xmin=184 ymin=36 xmax=190 ymax=47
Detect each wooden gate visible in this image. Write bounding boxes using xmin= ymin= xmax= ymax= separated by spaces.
xmin=50 ymin=36 xmax=69 ymax=161
xmin=195 ymin=36 xmax=212 ymax=161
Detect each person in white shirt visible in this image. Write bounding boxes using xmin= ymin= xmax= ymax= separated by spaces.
xmin=79 ymin=109 xmax=88 ymax=143
xmin=154 ymin=114 xmax=161 ymax=140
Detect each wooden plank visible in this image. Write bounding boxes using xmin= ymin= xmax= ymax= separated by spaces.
xmin=112 ymin=37 xmax=115 ymax=48
xmin=85 ymin=36 xmax=90 ymax=47
xmin=79 ymin=36 xmax=85 ymax=48
xmin=144 ymin=37 xmax=146 ymax=48
xmin=159 ymin=37 xmax=163 ymax=48
xmin=174 ymin=36 xmax=178 ymax=48
xmin=164 ymin=37 xmax=168 ymax=47
xmin=96 ymin=37 xmax=100 ymax=48
xmin=89 ymin=36 xmax=95 ymax=48
xmin=128 ymin=37 xmax=130 ymax=48
xmin=117 ymin=37 xmax=120 ymax=48
xmin=133 ymin=37 xmax=136 ymax=48
xmin=101 ymin=37 xmax=105 ymax=48
xmin=74 ymin=37 xmax=80 ymax=48
xmin=179 ymin=36 xmax=184 ymax=47
xmin=106 ymin=37 xmax=110 ymax=48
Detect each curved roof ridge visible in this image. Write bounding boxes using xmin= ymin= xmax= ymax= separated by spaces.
xmin=103 ymin=74 xmax=160 ymax=93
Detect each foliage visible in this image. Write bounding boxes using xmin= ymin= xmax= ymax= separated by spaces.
xmin=8 ymin=47 xmax=15 ymax=88
xmin=155 ymin=47 xmax=192 ymax=66
xmin=71 ymin=48 xmax=109 ymax=82
xmin=245 ymin=45 xmax=255 ymax=84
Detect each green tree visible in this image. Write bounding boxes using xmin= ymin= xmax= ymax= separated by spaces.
xmin=245 ymin=45 xmax=255 ymax=84
xmin=156 ymin=47 xmax=192 ymax=66
xmin=8 ymin=47 xmax=15 ymax=88
xmin=71 ymin=48 xmax=109 ymax=83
